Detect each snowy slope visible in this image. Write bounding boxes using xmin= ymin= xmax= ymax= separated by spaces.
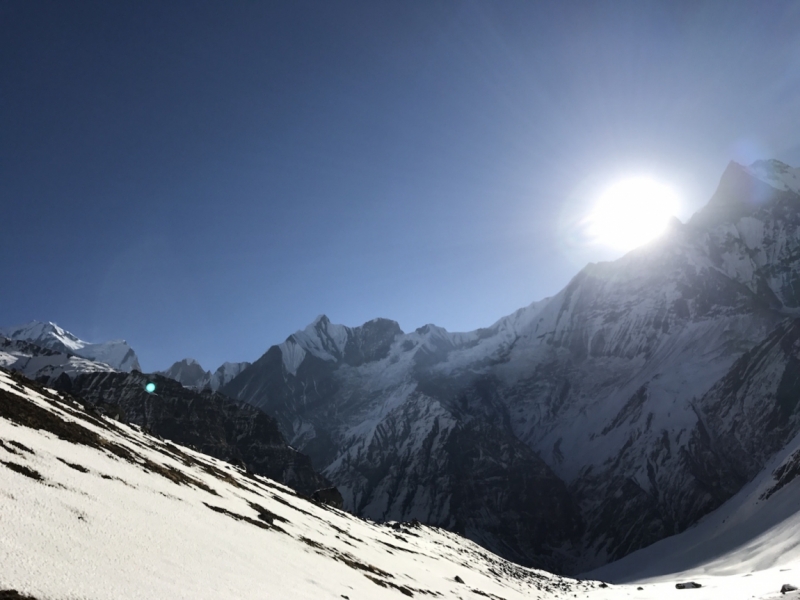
xmin=0 ymin=367 xmax=608 ymax=600
xmin=0 ymin=321 xmax=140 ymax=372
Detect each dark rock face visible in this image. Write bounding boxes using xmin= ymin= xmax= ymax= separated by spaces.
xmin=223 ymin=348 xmax=340 ymax=459
xmin=443 ymin=409 xmax=582 ymax=571
xmin=341 ymin=318 xmax=403 ymax=366
xmin=687 ymin=318 xmax=800 ymax=493
xmin=311 ymin=487 xmax=344 ymax=509
xmin=51 ymin=371 xmax=330 ymax=496
xmin=675 ymin=582 xmax=702 ymax=589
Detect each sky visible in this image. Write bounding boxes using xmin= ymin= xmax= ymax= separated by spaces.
xmin=3 ymin=1 xmax=800 ymax=372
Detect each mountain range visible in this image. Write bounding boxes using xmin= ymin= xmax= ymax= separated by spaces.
xmin=5 ymin=158 xmax=800 ymax=575
xmin=2 ymin=303 xmax=799 ymax=600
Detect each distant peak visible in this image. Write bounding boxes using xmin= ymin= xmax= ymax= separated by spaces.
xmin=415 ymin=324 xmax=447 ymax=335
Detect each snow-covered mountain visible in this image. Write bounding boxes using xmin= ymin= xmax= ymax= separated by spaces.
xmin=0 ymin=335 xmax=118 ymax=381
xmin=0 ymin=321 xmax=140 ymax=372
xmin=226 ymin=314 xmax=586 ymax=570
xmin=222 ymin=159 xmax=800 ymax=572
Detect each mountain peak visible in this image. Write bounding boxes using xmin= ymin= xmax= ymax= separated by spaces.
xmin=160 ymin=358 xmax=211 ymax=389
xmin=311 ymin=314 xmax=330 ymax=326
xmin=275 ymin=316 xmax=403 ymax=375
xmin=688 ymin=159 xmax=795 ymax=229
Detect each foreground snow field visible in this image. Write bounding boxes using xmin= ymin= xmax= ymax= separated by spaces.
xmin=1 ymin=366 xmax=799 ymax=600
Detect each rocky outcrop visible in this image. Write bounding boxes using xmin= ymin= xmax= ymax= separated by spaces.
xmin=311 ymin=487 xmax=344 ymax=509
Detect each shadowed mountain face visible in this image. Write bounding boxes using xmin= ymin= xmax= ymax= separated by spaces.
xmin=158 ymin=358 xmax=252 ymax=392
xmin=159 ymin=358 xmax=211 ymax=389
xmin=50 ymin=370 xmax=330 ymax=496
xmin=222 ymin=160 xmax=800 ymax=572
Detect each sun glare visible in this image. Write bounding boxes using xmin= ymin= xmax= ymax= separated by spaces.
xmin=585 ymin=177 xmax=680 ymax=251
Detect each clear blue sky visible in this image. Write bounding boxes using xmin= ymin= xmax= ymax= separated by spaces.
xmin=3 ymin=1 xmax=800 ymax=372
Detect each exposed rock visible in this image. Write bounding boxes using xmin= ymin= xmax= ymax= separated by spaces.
xmin=675 ymin=582 xmax=702 ymax=589
xmin=312 ymin=487 xmax=344 ymax=509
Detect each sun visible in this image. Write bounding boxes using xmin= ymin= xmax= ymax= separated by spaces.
xmin=584 ymin=177 xmax=680 ymax=251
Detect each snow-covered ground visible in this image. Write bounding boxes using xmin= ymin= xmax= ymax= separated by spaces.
xmin=3 ymin=367 xmax=800 ymax=599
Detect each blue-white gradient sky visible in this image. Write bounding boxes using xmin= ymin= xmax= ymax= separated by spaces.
xmin=3 ymin=1 xmax=800 ymax=372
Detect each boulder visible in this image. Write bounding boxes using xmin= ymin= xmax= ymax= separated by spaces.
xmin=311 ymin=487 xmax=344 ymax=509
xmin=675 ymin=582 xmax=702 ymax=589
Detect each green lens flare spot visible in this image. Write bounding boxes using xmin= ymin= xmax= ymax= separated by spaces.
xmin=145 ymin=382 xmax=156 ymax=393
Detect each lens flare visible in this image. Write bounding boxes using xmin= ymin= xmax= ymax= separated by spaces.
xmin=145 ymin=382 xmax=156 ymax=393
